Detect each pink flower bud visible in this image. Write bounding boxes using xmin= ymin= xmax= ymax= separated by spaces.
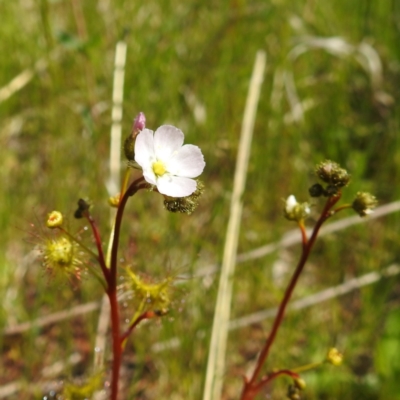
xmin=133 ymin=112 xmax=146 ymax=133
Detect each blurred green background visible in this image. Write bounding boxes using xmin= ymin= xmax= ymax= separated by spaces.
xmin=1 ymin=0 xmax=400 ymax=399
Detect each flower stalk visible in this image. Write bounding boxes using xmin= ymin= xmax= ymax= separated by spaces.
xmin=240 ymin=194 xmax=342 ymax=400
xmin=106 ymin=176 xmax=147 ymax=400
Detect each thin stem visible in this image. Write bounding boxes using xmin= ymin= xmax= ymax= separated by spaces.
xmin=331 ymin=204 xmax=352 ymax=214
xmin=58 ymin=226 xmax=99 ymax=261
xmin=108 ymin=176 xmax=147 ymax=400
xmin=240 ymin=194 xmax=341 ymax=400
xmin=120 ymin=310 xmax=155 ymax=344
xmin=59 ymin=224 xmax=107 ymax=288
xmin=108 ymin=287 xmax=122 ymax=400
xmin=119 ymin=297 xmax=146 ymax=350
xmin=298 ymin=221 xmax=308 ymax=251
xmin=84 ymin=262 xmax=107 ymax=289
xmin=292 ymin=361 xmax=323 ymax=374
xmin=84 ymin=214 xmax=110 ymax=281
xmin=120 ymin=167 xmax=132 ymax=198
xmin=106 ymin=222 xmax=115 ymax=268
xmin=254 ymin=369 xmax=299 ymax=392
xmin=109 ymin=177 xmax=146 ymax=288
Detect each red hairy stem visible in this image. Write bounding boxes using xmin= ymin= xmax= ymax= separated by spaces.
xmin=240 ymin=194 xmax=341 ymax=400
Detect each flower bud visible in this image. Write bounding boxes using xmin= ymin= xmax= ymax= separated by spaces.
xmin=46 ymin=211 xmax=63 ymax=228
xmin=108 ymin=193 xmax=120 ymax=208
xmin=133 ymin=112 xmax=146 ymax=132
xmin=74 ymin=198 xmax=91 ymax=219
xmin=124 ymin=112 xmax=146 ymax=161
xmin=326 ymin=347 xmax=343 ymax=366
xmin=352 ymin=192 xmax=377 ymax=217
xmin=309 ymin=183 xmax=325 ymax=198
xmin=294 ymin=378 xmax=306 ymax=390
xmin=284 ymin=195 xmax=310 ymax=222
xmin=315 ymin=160 xmax=350 ymax=189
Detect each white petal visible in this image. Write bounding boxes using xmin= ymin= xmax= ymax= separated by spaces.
xmin=142 ymin=168 xmax=157 ymax=185
xmin=166 ymin=144 xmax=205 ymax=178
xmin=153 ymin=125 xmax=184 ymax=162
xmin=156 ymin=175 xmax=197 ymax=197
xmin=285 ymin=195 xmax=297 ymax=212
xmin=134 ymin=129 xmax=156 ymax=168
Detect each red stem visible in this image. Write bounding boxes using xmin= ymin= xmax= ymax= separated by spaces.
xmin=120 ymin=311 xmax=155 ymax=343
xmin=85 ymin=214 xmax=110 ymax=281
xmin=240 ymin=194 xmax=341 ymax=400
xmin=109 ymin=287 xmax=122 ymax=400
xmin=108 ymin=177 xmax=147 ymax=400
xmin=254 ymin=369 xmax=300 ymax=392
xmin=109 ymin=177 xmax=146 ymax=288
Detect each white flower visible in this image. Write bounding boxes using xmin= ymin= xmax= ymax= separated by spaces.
xmin=134 ymin=125 xmax=205 ymax=197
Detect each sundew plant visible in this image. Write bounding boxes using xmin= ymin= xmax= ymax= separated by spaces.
xmin=34 ymin=105 xmax=378 ymax=400
xmin=38 ymin=114 xmax=206 ymax=400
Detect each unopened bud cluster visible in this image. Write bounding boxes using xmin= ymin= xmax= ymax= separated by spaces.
xmin=306 ymin=160 xmax=377 ymax=217
xmin=352 ymin=192 xmax=378 ymax=217
xmin=310 ymin=160 xmax=350 ymax=197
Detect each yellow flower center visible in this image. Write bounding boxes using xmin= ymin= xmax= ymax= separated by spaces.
xmin=152 ymin=160 xmax=166 ymax=176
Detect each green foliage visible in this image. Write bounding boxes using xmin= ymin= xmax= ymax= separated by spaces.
xmin=62 ymin=372 xmax=103 ymax=400
xmin=375 ymin=308 xmax=400 ymax=399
